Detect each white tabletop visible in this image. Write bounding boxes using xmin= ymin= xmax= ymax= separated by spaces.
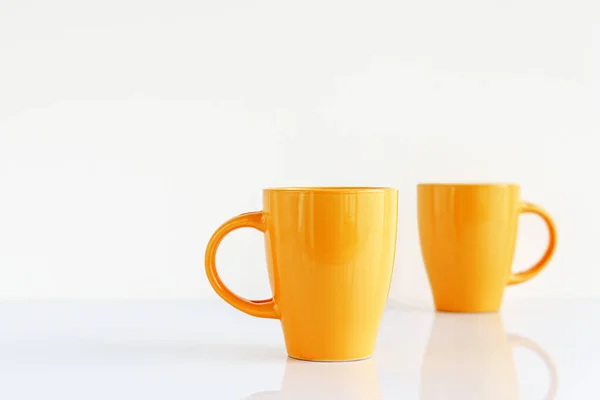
xmin=0 ymin=299 xmax=595 ymax=399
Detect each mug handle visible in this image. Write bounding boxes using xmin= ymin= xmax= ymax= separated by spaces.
xmin=205 ymin=211 xmax=280 ymax=319
xmin=507 ymin=202 xmax=557 ymax=285
xmin=507 ymin=334 xmax=558 ymax=400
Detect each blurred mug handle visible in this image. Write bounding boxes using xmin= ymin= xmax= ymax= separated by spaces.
xmin=508 ymin=202 xmax=557 ymax=285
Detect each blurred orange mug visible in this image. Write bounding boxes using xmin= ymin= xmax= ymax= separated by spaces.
xmin=417 ymin=183 xmax=556 ymax=312
xmin=205 ymin=187 xmax=398 ymax=361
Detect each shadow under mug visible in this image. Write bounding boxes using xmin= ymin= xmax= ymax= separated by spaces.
xmin=418 ymin=183 xmax=557 ymax=312
xmin=421 ymin=313 xmax=558 ymax=400
xmin=205 ymin=187 xmax=398 ymax=361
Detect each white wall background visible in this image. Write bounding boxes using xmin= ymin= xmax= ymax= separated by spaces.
xmin=0 ymin=0 xmax=598 ymax=304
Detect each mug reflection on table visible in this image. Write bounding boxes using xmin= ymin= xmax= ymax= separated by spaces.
xmin=243 ymin=357 xmax=382 ymax=400
xmin=420 ymin=313 xmax=558 ymax=400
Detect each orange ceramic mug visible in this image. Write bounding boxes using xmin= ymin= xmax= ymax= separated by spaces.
xmin=417 ymin=183 xmax=556 ymax=312
xmin=205 ymin=187 xmax=398 ymax=361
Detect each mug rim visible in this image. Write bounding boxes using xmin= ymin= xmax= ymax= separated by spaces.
xmin=418 ymin=182 xmax=519 ymax=188
xmin=264 ymin=186 xmax=396 ymax=193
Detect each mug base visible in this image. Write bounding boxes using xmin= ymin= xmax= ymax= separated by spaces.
xmin=433 ymin=297 xmax=502 ymax=313
xmin=287 ymin=354 xmax=372 ymax=363
xmin=435 ymin=306 xmax=501 ymax=313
